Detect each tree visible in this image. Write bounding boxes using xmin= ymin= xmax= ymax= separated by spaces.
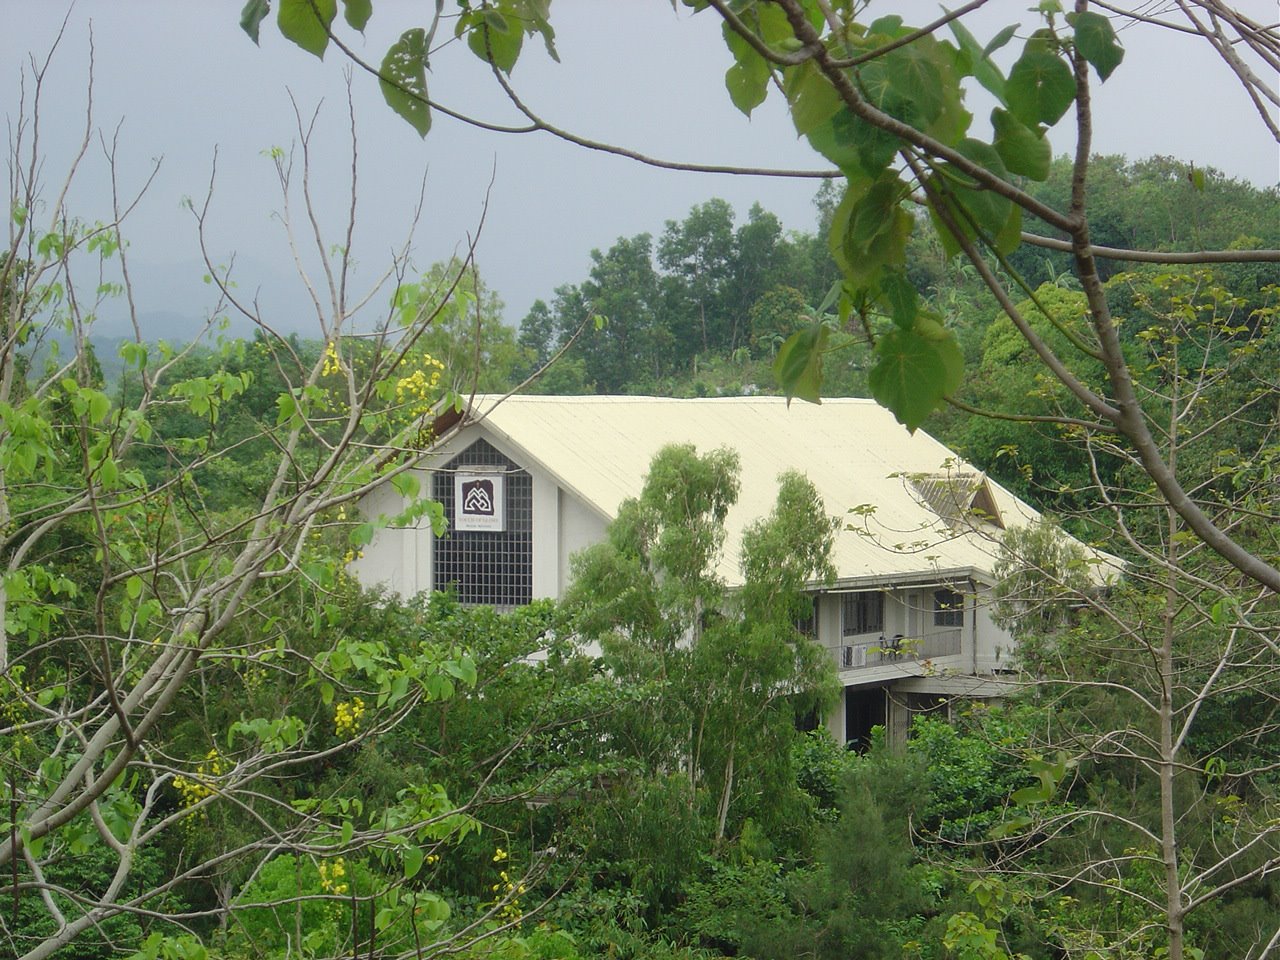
xmin=747 ymin=284 xmax=809 ymax=358
xmin=950 ymin=272 xmax=1280 ymax=958
xmin=516 ymin=298 xmax=557 ymax=373
xmin=1007 ymin=154 xmax=1280 ymax=290
xmin=0 ymin=52 xmax=559 ymax=958
xmin=565 ymin=444 xmax=839 ymax=913
xmin=658 ymin=198 xmax=738 ymax=357
xmin=714 ymin=1 xmax=1280 ymax=597
xmin=570 ymin=233 xmax=668 ymax=392
xmin=726 ymin=202 xmax=785 ymax=327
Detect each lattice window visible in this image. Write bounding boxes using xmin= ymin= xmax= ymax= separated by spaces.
xmin=933 ymin=589 xmax=965 ymax=627
xmin=433 ymin=438 xmax=532 ymax=607
xmin=841 ymin=591 xmax=883 ymax=636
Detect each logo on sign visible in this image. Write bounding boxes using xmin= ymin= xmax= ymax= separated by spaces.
xmin=461 ymin=479 xmax=495 ymax=517
xmin=454 ymin=472 xmax=505 ymax=531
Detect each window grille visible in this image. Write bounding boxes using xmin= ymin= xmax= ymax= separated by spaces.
xmin=933 ymin=589 xmax=965 ymax=627
xmin=841 ymin=592 xmax=883 ymax=636
xmin=433 ymin=438 xmax=532 ymax=607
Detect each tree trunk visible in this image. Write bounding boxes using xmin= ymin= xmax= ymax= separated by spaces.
xmin=1160 ymin=365 xmax=1185 ymax=960
xmin=715 ymin=738 xmax=735 ymax=843
xmin=1160 ymin=514 xmax=1184 ymax=960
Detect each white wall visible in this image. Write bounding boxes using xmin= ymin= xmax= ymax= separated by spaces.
xmin=557 ymin=488 xmax=608 ymax=596
xmin=972 ymin=582 xmax=1014 ymax=672
xmin=531 ymin=470 xmax=560 ymax=599
xmin=348 ymin=476 xmax=430 ymax=595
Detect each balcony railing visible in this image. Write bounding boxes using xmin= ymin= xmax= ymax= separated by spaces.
xmin=833 ymin=629 xmax=963 ymax=671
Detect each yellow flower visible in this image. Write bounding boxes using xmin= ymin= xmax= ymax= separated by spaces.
xmin=391 ymin=355 xmax=448 ymax=422
xmin=321 ymin=341 xmax=343 ymax=376
xmin=318 ymin=857 xmax=349 ymax=895
xmin=334 ymin=697 xmax=366 ymax=738
xmin=173 ymin=748 xmax=226 ymax=809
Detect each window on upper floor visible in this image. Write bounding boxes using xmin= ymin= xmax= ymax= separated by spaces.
xmin=841 ymin=591 xmax=883 ymax=636
xmin=933 ymin=588 xmax=965 ymax=628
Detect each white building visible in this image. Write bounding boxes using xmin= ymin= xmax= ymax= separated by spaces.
xmin=353 ymin=395 xmax=1047 ymax=747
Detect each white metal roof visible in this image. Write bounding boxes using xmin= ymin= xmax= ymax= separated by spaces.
xmin=459 ymin=395 xmax=1044 ymax=589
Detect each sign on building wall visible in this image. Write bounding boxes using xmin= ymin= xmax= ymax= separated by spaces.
xmin=455 ymin=472 xmax=505 ymax=531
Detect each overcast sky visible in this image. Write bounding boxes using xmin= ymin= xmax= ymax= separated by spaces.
xmin=4 ymin=1 xmax=1278 ymax=338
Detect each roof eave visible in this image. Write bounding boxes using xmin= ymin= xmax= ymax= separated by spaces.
xmin=816 ymin=566 xmax=992 ymax=593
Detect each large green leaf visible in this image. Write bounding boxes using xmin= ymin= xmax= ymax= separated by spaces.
xmin=720 ymin=3 xmax=792 ymax=115
xmin=948 ymin=17 xmax=1009 ymax=102
xmin=866 ymin=15 xmax=907 ymax=38
xmin=785 ymin=61 xmax=842 ymax=137
xmin=925 ymin=194 xmax=971 ymax=258
xmin=868 ymin=324 xmax=962 ymax=430
xmin=829 ymin=174 xmax=912 ymax=284
xmin=1068 ymin=11 xmax=1124 ymax=81
xmin=726 ymin=60 xmax=769 ymax=116
xmin=848 ymin=176 xmax=901 ymax=246
xmin=774 ymin=320 xmax=830 ymax=405
xmin=859 ymin=32 xmax=970 ymax=146
xmin=342 ymin=0 xmax=371 ymax=32
xmin=832 ymin=109 xmax=900 ymax=176
xmin=403 ymin=844 xmax=424 ymax=879
xmin=752 ymin=2 xmax=794 ymax=44
xmin=508 ymin=0 xmax=559 ymax=61
xmin=468 ymin=11 xmax=523 ymax=73
xmin=881 ymin=42 xmax=945 ymax=127
xmin=994 ymin=203 xmax=1023 ymax=254
xmin=277 ymin=0 xmax=336 ymax=59
xmin=923 ymin=70 xmax=973 ymax=148
xmin=912 ymin=314 xmax=964 ymax=396
xmin=380 ymin=29 xmax=431 ymax=137
xmin=991 ymin=108 xmax=1051 ymax=180
xmin=983 ymin=23 xmax=1019 ymax=58
xmin=859 ymin=207 xmax=912 ymax=285
xmin=857 ymin=57 xmax=916 ymax=125
xmin=240 ymin=0 xmax=271 ymax=44
xmin=806 ymin=115 xmax=871 ymax=174
xmin=877 ymin=269 xmax=918 ymax=330
xmin=927 ymin=138 xmax=1020 ymax=255
xmin=1011 ymin=784 xmax=1051 ymax=805
xmin=952 ymin=138 xmax=1012 ymax=236
xmin=1006 ymin=38 xmax=1075 ymax=126
xmin=723 ymin=21 xmax=771 ymax=116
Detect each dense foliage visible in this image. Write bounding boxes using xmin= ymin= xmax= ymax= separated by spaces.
xmin=4 ymin=1 xmax=1279 ymax=956
xmin=7 ymin=160 xmax=1274 ymax=955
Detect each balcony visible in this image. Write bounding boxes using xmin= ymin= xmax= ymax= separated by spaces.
xmin=833 ymin=629 xmax=963 ymax=671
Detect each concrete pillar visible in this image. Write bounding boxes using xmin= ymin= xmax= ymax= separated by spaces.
xmin=826 ymin=686 xmax=846 ymax=744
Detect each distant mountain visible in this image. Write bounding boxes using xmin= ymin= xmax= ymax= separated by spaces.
xmin=89 ymin=255 xmax=318 ymax=340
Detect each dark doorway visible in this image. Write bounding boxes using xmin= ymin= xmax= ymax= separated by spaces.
xmin=845 ymin=687 xmax=886 ymax=751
